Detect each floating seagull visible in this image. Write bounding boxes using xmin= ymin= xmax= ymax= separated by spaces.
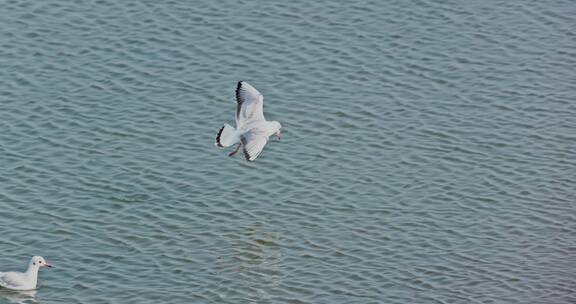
xmin=0 ymin=256 xmax=53 ymax=291
xmin=215 ymin=81 xmax=282 ymax=161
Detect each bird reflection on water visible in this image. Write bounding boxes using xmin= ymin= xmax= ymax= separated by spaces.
xmin=0 ymin=289 xmax=38 ymax=304
xmin=214 ymin=224 xmax=283 ymax=302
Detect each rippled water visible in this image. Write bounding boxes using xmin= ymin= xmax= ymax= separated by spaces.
xmin=0 ymin=0 xmax=574 ymax=303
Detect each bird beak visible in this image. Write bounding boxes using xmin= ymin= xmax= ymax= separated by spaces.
xmin=277 ymin=131 xmax=281 ymax=140
xmin=44 ymin=262 xmax=53 ymax=268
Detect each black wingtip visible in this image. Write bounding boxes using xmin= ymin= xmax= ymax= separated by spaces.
xmin=243 ymin=148 xmax=254 ymax=161
xmin=235 ymin=81 xmax=241 ymax=99
xmin=240 ymin=136 xmax=253 ymax=161
xmin=215 ymin=126 xmax=225 ymax=147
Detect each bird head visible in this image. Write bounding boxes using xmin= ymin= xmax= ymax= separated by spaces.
xmin=31 ymin=256 xmax=53 ymax=268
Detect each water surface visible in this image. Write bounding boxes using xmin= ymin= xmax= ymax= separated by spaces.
xmin=0 ymin=0 xmax=574 ymax=303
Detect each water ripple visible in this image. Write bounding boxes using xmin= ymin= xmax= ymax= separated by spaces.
xmin=0 ymin=0 xmax=574 ymax=303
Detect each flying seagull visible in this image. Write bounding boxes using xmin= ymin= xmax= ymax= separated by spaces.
xmin=215 ymin=81 xmax=282 ymax=161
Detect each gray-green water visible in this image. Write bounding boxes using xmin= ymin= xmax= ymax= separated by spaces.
xmin=0 ymin=0 xmax=575 ymax=303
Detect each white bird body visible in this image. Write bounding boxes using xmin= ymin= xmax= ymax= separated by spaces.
xmin=0 ymin=256 xmax=52 ymax=291
xmin=216 ymin=81 xmax=282 ymax=161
